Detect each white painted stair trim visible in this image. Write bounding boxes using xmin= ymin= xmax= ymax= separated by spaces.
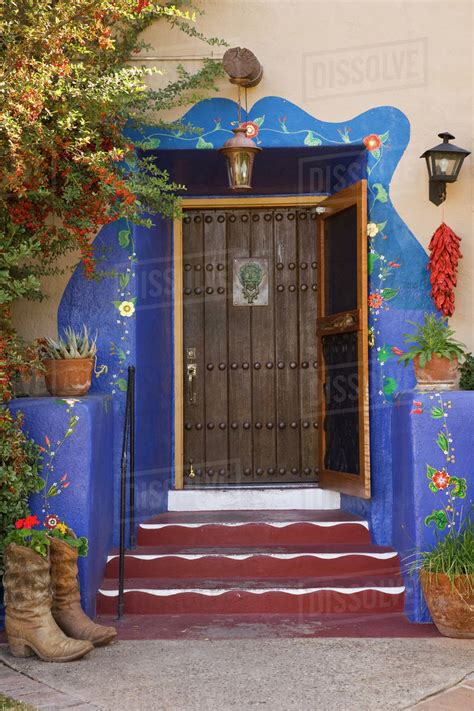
xmin=107 ymin=549 xmax=392 ymax=562
xmin=168 ymin=487 xmax=340 ymax=511
xmin=99 ymin=585 xmax=405 ymax=597
xmin=140 ymin=519 xmax=368 ymax=530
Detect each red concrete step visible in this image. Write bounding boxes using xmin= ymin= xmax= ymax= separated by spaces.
xmin=105 ymin=544 xmax=400 ymax=580
xmin=97 ymin=575 xmax=405 ymax=615
xmin=137 ymin=510 xmax=371 ymax=547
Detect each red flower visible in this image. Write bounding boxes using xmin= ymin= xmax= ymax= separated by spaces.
xmin=241 ymin=121 xmax=259 ymax=139
xmin=432 ymin=470 xmax=451 ymax=490
xmin=44 ymin=514 xmax=60 ymax=530
xmin=23 ymin=515 xmax=40 ymax=529
xmin=363 ymin=134 xmax=382 ymax=152
xmin=388 ymin=261 xmax=401 ymax=268
xmin=15 ymin=518 xmax=25 ymax=529
xmin=411 ymin=408 xmax=423 ymax=415
xmin=391 ymin=346 xmax=403 ymax=356
xmin=368 ymin=292 xmax=383 ymax=309
xmin=45 ymin=435 xmax=50 ymax=447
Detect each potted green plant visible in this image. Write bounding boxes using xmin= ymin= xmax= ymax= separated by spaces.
xmin=38 ymin=326 xmax=106 ymax=397
xmin=399 ymin=314 xmax=465 ymax=389
xmin=413 ymin=510 xmax=473 ymax=638
xmin=459 ymin=353 xmax=474 ymax=390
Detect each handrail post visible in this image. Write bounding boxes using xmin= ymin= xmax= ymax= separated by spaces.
xmin=117 ymin=365 xmax=134 ymax=620
xmin=129 ymin=366 xmax=136 ymax=549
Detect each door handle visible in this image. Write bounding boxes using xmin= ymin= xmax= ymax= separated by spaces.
xmin=187 ymin=364 xmax=197 ymax=403
xmin=186 ymin=347 xmax=197 ymax=404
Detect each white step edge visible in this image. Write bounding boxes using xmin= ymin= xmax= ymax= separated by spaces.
xmin=99 ymin=585 xmax=405 ymax=597
xmin=140 ymin=520 xmax=369 ymax=530
xmin=168 ymin=488 xmax=340 ymax=511
xmin=107 ymin=551 xmax=396 ymax=562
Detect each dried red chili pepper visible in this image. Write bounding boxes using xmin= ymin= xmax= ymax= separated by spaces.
xmin=427 ymin=222 xmax=462 ymax=317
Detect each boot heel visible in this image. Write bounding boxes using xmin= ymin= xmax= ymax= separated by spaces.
xmin=9 ymin=637 xmax=34 ymax=658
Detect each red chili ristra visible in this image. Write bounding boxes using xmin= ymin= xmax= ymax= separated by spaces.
xmin=427 ymin=222 xmax=462 ymax=317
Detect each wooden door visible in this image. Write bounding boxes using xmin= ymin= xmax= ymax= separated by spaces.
xmin=181 ymin=207 xmax=319 ymax=486
xmin=317 ymin=181 xmax=370 ymax=498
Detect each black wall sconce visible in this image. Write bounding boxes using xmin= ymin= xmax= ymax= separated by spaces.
xmin=421 ymin=132 xmax=470 ymax=206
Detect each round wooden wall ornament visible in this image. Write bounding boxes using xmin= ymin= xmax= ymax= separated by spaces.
xmin=222 ymin=47 xmax=263 ymax=87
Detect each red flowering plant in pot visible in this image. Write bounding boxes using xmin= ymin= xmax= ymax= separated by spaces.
xmin=398 ymin=314 xmax=465 ymax=390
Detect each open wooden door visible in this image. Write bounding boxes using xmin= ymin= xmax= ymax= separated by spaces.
xmin=317 ymin=180 xmax=370 ymax=498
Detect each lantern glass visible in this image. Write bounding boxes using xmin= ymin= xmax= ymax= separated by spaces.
xmin=426 ymin=152 xmax=463 ymax=182
xmin=226 ymin=150 xmax=254 ymax=189
xmin=219 ymin=126 xmax=261 ymax=190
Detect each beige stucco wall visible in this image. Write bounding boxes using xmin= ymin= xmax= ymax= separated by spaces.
xmin=13 ymin=0 xmax=473 ymax=349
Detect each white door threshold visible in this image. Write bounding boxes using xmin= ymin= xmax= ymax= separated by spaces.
xmin=168 ymin=487 xmax=340 ymax=511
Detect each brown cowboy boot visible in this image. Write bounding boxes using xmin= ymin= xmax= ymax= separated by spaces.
xmin=4 ymin=543 xmax=93 ymax=662
xmin=50 ymin=536 xmax=116 ymax=647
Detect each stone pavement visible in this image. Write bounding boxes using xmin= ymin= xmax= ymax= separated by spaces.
xmin=0 ymin=638 xmax=473 ymax=710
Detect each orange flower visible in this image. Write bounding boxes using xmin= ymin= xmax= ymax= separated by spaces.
xmin=368 ymin=292 xmax=383 ymax=309
xmin=363 ymin=134 xmax=382 ymax=152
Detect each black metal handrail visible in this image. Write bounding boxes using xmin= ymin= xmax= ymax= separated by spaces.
xmin=117 ymin=365 xmax=136 ymax=620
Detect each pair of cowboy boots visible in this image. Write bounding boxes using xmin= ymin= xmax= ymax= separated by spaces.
xmin=4 ymin=537 xmax=116 ymax=663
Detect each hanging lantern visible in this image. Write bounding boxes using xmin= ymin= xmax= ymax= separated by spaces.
xmin=219 ymin=126 xmax=262 ymax=190
xmin=420 ymin=132 xmax=470 ymax=205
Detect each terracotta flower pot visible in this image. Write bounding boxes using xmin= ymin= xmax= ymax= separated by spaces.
xmin=420 ymin=570 xmax=474 ymax=638
xmin=44 ymin=358 xmax=94 ymax=397
xmin=413 ymin=354 xmax=459 ymax=390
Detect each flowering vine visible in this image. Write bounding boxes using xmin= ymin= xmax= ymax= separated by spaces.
xmin=411 ymin=394 xmax=468 ymax=531
xmin=39 ymin=399 xmax=79 ymax=516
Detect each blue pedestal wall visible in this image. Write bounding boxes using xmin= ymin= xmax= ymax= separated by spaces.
xmin=7 ymin=396 xmax=114 ymax=618
xmin=392 ymin=390 xmax=474 ymax=622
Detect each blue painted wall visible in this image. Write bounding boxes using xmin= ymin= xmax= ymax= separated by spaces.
xmin=392 ymin=390 xmax=473 ymax=622
xmin=7 ymin=396 xmax=114 ymax=617
xmin=57 ymin=96 xmax=434 ymax=548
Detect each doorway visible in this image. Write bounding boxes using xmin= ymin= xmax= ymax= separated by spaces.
xmin=174 ymin=184 xmax=370 ymax=497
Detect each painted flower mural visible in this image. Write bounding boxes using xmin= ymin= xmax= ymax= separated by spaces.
xmin=410 ymin=394 xmax=468 ymax=531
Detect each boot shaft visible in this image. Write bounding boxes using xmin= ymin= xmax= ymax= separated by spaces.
xmin=4 ymin=544 xmax=52 ymax=614
xmin=49 ymin=536 xmax=81 ymax=608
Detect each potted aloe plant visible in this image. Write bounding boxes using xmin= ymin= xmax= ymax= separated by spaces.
xmin=39 ymin=326 xmax=106 ymax=397
xmin=399 ymin=314 xmax=465 ymax=389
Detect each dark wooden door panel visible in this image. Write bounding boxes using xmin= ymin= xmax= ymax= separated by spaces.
xmin=298 ymin=211 xmax=319 ymax=478
xmin=183 ymin=207 xmax=319 ymax=486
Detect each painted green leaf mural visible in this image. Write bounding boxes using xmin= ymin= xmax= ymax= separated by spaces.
xmin=119 ymin=273 xmax=130 ymax=289
xmin=371 ymin=148 xmax=381 ymax=160
xmin=377 ymin=344 xmax=393 ymax=364
xmin=450 ymin=476 xmax=467 ymax=498
xmin=436 ymin=431 xmax=449 ymax=455
xmin=381 ymin=287 xmax=399 ymax=301
xmin=196 ymin=136 xmax=213 ymax=149
xmin=304 ymin=131 xmax=322 ymax=146
xmin=382 ymin=376 xmax=397 ymax=397
xmin=425 ymin=509 xmax=448 ymax=530
xmin=426 ymin=464 xmax=437 ymax=480
xmin=141 ymin=137 xmax=161 ymax=150
xmin=253 ymin=115 xmax=265 ymax=127
xmin=373 ymin=183 xmax=388 ymax=203
xmin=368 ymin=252 xmax=380 ymax=275
xmin=379 ymin=131 xmax=390 ymax=144
xmin=116 ymin=378 xmax=128 ymax=392
xmin=118 ymin=230 xmax=130 ymax=248
xmin=376 ymin=221 xmax=387 ymax=232
xmin=430 ymin=406 xmax=444 ymax=419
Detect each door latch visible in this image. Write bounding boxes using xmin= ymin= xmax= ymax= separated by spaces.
xmin=186 ymin=347 xmax=197 ymax=404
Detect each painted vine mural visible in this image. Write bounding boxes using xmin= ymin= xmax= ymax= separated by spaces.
xmin=61 ymin=99 xmax=431 ymax=411
xmin=411 ymin=394 xmax=468 ymax=532
xmin=110 ymin=107 xmax=408 ymax=400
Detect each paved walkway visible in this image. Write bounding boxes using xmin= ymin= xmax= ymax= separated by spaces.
xmin=0 ymin=638 xmax=473 ymax=710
